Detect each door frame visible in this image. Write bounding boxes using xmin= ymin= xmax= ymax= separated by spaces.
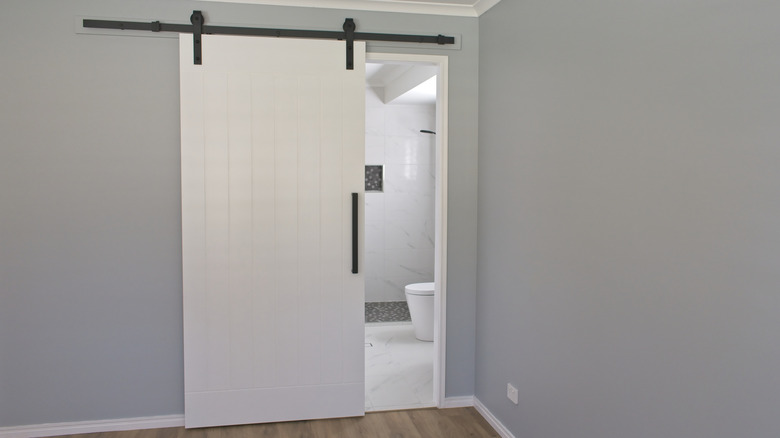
xmin=365 ymin=52 xmax=449 ymax=408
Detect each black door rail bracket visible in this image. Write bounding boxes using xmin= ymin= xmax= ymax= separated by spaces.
xmin=191 ymin=11 xmax=203 ymax=65
xmin=343 ymin=18 xmax=356 ymax=70
xmin=83 ymin=11 xmax=456 ymax=69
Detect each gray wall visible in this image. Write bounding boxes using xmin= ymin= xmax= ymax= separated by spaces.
xmin=476 ymin=1 xmax=780 ymax=437
xmin=0 ymin=0 xmax=478 ymax=427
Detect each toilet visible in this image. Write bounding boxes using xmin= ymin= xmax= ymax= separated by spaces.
xmin=405 ymin=282 xmax=435 ymax=342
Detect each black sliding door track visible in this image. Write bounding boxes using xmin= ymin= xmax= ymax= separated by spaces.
xmin=83 ymin=11 xmax=455 ymax=69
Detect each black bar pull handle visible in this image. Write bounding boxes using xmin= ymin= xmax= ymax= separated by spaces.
xmin=351 ymin=193 xmax=358 ymax=274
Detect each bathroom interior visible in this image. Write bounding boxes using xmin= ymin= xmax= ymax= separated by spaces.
xmin=363 ymin=61 xmax=438 ymax=412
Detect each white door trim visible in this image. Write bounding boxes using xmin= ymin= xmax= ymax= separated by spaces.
xmin=365 ymin=52 xmax=449 ymax=408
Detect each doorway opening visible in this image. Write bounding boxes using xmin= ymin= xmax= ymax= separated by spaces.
xmin=362 ymin=53 xmax=449 ymax=412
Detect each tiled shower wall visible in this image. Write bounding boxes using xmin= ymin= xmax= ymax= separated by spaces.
xmin=365 ymin=88 xmax=436 ymax=302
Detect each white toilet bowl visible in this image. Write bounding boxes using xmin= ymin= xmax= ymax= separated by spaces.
xmin=405 ymin=282 xmax=435 ymax=342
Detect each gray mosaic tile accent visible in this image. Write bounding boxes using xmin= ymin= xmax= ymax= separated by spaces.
xmin=365 ymin=301 xmax=411 ymax=323
xmin=365 ymin=165 xmax=383 ymax=192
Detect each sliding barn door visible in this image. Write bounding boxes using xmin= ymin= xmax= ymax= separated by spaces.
xmin=180 ymin=34 xmax=365 ymax=428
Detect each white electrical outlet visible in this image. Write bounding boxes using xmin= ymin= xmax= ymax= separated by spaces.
xmin=507 ymin=383 xmax=519 ymax=404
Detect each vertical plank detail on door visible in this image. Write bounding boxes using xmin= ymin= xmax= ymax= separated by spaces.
xmin=297 ymin=75 xmax=323 ymax=386
xmin=341 ymin=70 xmax=366 ymax=382
xmin=203 ymin=70 xmax=231 ymax=391
xmin=182 ymin=34 xmax=366 ymax=428
xmin=227 ymin=71 xmax=253 ymax=388
xmin=319 ymin=75 xmax=344 ymax=384
xmin=250 ymin=73 xmax=276 ymax=389
xmin=273 ymin=75 xmax=299 ymax=387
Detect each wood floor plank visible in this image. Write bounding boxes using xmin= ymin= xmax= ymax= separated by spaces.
xmin=407 ymin=408 xmax=450 ymax=437
xmin=450 ymin=409 xmax=500 ymax=437
xmin=320 ymin=417 xmax=356 ymax=438
xmin=382 ymin=410 xmax=425 ymax=438
xmin=58 ymin=408 xmax=497 ymax=438
xmin=350 ymin=411 xmax=396 ymax=437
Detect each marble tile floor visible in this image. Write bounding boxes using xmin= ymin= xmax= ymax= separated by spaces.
xmin=365 ymin=322 xmax=434 ymax=412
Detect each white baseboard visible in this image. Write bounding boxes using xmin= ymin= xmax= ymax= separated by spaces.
xmin=474 ymin=397 xmax=515 ymax=438
xmin=1 ymin=400 xmax=512 ymax=438
xmin=442 ymin=395 xmax=474 ymax=408
xmin=0 ymin=414 xmax=184 ymax=438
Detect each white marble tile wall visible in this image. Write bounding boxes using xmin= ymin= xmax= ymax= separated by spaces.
xmin=365 ymin=88 xmax=436 ymax=303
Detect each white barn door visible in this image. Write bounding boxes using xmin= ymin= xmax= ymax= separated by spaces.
xmin=180 ymin=34 xmax=365 ymax=428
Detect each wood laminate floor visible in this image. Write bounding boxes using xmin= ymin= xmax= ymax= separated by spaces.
xmin=63 ymin=408 xmax=498 ymax=438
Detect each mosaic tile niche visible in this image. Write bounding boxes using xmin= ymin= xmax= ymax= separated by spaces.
xmin=365 ymin=165 xmax=384 ymax=192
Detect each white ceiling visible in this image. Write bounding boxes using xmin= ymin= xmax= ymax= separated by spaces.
xmin=367 ymin=62 xmax=437 ymax=105
xmin=200 ymin=0 xmax=503 ymax=17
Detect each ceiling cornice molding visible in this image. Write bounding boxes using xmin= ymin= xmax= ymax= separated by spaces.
xmin=197 ymin=0 xmax=501 ymax=17
xmin=473 ymin=0 xmax=502 ymax=16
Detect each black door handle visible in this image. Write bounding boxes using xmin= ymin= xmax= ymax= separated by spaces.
xmin=352 ymin=193 xmax=358 ymax=274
